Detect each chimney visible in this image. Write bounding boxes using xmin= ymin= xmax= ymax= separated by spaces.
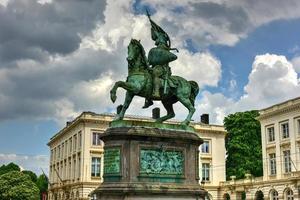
xmin=66 ymin=121 xmax=72 ymax=126
xmin=200 ymin=114 xmax=209 ymax=124
xmin=152 ymin=107 xmax=160 ymax=119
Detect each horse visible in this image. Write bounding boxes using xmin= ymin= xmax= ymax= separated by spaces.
xmin=110 ymin=39 xmax=199 ymax=126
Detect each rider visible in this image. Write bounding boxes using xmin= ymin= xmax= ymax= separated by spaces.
xmin=143 ymin=11 xmax=178 ymax=109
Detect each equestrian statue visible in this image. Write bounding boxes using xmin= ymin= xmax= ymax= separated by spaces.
xmin=110 ymin=11 xmax=199 ymax=126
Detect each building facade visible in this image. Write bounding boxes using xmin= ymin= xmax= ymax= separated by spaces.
xmin=220 ymin=97 xmax=300 ymax=200
xmin=47 ymin=112 xmax=227 ymax=200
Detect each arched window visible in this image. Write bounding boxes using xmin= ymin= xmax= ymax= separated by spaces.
xmin=285 ymin=188 xmax=294 ymax=200
xmin=255 ymin=190 xmax=264 ymax=200
xmin=205 ymin=193 xmax=213 ymax=200
xmin=224 ymin=193 xmax=230 ymax=200
xmin=270 ymin=190 xmax=279 ymax=200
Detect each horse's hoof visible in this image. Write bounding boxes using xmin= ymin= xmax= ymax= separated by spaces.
xmin=180 ymin=121 xmax=189 ymax=126
xmin=111 ymin=95 xmax=117 ymax=103
xmin=113 ymin=116 xmax=121 ymax=121
xmin=155 ymin=119 xmax=163 ymax=123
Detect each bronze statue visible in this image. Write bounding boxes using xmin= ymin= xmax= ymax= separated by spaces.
xmin=110 ymin=12 xmax=199 ymax=126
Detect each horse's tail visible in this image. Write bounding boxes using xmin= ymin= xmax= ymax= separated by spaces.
xmin=189 ymin=81 xmax=199 ymax=106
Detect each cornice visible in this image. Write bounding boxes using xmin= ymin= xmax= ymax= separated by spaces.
xmin=258 ymin=103 xmax=300 ymax=121
xmin=48 ymin=112 xmax=226 ymax=146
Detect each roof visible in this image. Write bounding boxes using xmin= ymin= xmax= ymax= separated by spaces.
xmin=48 ymin=111 xmax=226 ymax=145
xmin=258 ymin=96 xmax=300 ymax=120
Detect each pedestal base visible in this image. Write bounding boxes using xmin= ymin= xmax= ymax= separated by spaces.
xmin=92 ymin=125 xmax=206 ymax=200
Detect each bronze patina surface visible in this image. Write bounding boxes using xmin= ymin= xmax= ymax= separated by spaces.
xmin=110 ymin=11 xmax=199 ymax=126
xmin=92 ymin=127 xmax=205 ymax=200
xmin=110 ymin=119 xmax=196 ymax=132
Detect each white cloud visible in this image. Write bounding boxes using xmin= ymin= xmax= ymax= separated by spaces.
xmin=172 ymin=50 xmax=221 ymax=88
xmin=37 ymin=0 xmax=52 ymax=4
xmin=0 ymin=154 xmax=49 ymax=175
xmin=0 ymin=0 xmax=9 ymax=7
xmin=291 ymin=56 xmax=300 ymax=73
xmin=1 ymin=0 xmax=300 ymax=126
xmin=197 ymin=54 xmax=300 ymax=125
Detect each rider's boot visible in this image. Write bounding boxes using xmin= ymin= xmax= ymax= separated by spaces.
xmin=142 ymin=99 xmax=153 ymax=109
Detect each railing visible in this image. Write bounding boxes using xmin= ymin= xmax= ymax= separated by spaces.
xmin=219 ymin=176 xmax=264 ymax=187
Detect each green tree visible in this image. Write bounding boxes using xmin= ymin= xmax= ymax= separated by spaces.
xmin=23 ymin=170 xmax=38 ymax=183
xmin=36 ymin=174 xmax=48 ymax=196
xmin=0 ymin=171 xmax=39 ymax=200
xmin=224 ymin=110 xmax=263 ymax=180
xmin=0 ymin=162 xmax=20 ymax=175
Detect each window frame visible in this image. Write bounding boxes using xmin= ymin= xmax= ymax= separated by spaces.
xmin=269 ymin=153 xmax=276 ymax=175
xmin=92 ymin=132 xmax=102 ymax=146
xmin=91 ymin=157 xmax=101 ymax=178
xmin=267 ymin=126 xmax=275 ymax=142
xmin=271 ymin=190 xmax=279 ymax=200
xmin=201 ymin=140 xmax=210 ymax=154
xmin=297 ymin=119 xmax=300 ymax=135
xmin=283 ymin=150 xmax=292 ymax=173
xmin=201 ymin=163 xmax=210 ymax=182
xmin=281 ymin=122 xmax=289 ymax=139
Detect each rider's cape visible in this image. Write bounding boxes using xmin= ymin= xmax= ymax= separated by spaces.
xmin=148 ymin=47 xmax=177 ymax=66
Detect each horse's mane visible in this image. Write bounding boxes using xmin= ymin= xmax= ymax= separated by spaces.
xmin=131 ymin=39 xmax=149 ymax=70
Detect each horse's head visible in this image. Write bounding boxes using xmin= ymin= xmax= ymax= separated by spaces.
xmin=127 ymin=39 xmax=141 ymax=62
xmin=127 ymin=39 xmax=147 ymax=68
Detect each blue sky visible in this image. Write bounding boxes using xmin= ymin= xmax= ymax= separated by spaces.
xmin=0 ymin=0 xmax=300 ymax=174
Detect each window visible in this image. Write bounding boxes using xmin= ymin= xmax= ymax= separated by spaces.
xmin=282 ymin=123 xmax=289 ymax=139
xmin=286 ymin=189 xmax=294 ymax=200
xmin=91 ymin=157 xmax=101 ymax=177
xmin=269 ymin=153 xmax=276 ymax=175
xmin=73 ymin=158 xmax=76 ymax=179
xmin=271 ymin=190 xmax=279 ymax=200
xmin=78 ymin=157 xmax=81 ymax=178
xmin=205 ymin=194 xmax=212 ymax=200
xmin=61 ymin=144 xmax=64 ymax=158
xmin=267 ymin=127 xmax=275 ymax=142
xmin=92 ymin=133 xmax=102 ymax=146
xmin=74 ymin=135 xmax=77 ymax=151
xmin=297 ymin=119 xmax=300 ymax=134
xmin=283 ymin=150 xmax=291 ymax=173
xmin=91 ymin=194 xmax=97 ymax=200
xmin=69 ymin=138 xmax=72 ymax=153
xmin=65 ymin=141 xmax=68 ymax=155
xmin=51 ymin=150 xmax=53 ymax=161
xmin=202 ymin=163 xmax=210 ymax=181
xmin=201 ymin=141 xmax=210 ymax=153
xmin=79 ymin=132 xmax=82 ymax=148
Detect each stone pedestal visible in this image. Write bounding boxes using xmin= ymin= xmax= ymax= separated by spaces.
xmin=92 ymin=123 xmax=206 ymax=200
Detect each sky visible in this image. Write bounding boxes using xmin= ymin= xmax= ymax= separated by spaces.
xmin=0 ymin=0 xmax=300 ymax=174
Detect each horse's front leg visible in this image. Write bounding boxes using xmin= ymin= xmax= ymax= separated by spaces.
xmin=115 ymin=91 xmax=134 ymax=121
xmin=110 ymin=81 xmax=137 ymax=103
xmin=110 ymin=81 xmax=122 ymax=103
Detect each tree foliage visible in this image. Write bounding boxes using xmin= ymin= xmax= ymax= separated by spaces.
xmin=0 ymin=171 xmax=40 ymax=200
xmin=23 ymin=170 xmax=38 ymax=183
xmin=224 ymin=110 xmax=263 ymax=180
xmin=36 ymin=174 xmax=48 ymax=194
xmin=0 ymin=162 xmax=20 ymax=175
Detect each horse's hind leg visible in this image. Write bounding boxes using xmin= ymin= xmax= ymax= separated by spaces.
xmin=156 ymin=100 xmax=175 ymax=123
xmin=115 ymin=91 xmax=133 ymax=121
xmin=178 ymin=96 xmax=195 ymax=126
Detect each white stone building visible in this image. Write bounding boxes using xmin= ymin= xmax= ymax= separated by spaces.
xmin=220 ymin=97 xmax=300 ymax=200
xmin=47 ymin=112 xmax=227 ymax=200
